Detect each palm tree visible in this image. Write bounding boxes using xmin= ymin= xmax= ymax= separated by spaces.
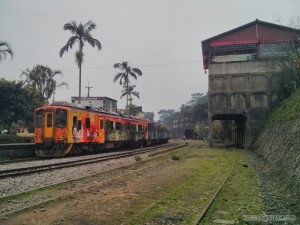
xmin=21 ymin=65 xmax=68 ymax=102
xmin=121 ymin=85 xmax=140 ymax=115
xmin=0 ymin=41 xmax=13 ymax=62
xmin=59 ymin=20 xmax=102 ymax=104
xmin=113 ymin=62 xmax=142 ymax=110
xmin=121 ymin=85 xmax=140 ymax=103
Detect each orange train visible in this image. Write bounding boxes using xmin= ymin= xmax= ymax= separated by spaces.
xmin=34 ymin=101 xmax=169 ymax=157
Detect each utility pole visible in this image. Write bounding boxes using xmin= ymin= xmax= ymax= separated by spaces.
xmin=85 ymin=82 xmax=93 ymax=97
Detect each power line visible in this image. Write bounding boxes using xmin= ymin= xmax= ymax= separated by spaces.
xmin=0 ymin=60 xmax=202 ymax=72
xmin=137 ymin=60 xmax=202 ymax=67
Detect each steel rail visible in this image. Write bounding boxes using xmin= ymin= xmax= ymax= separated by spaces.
xmin=0 ymin=151 xmax=183 ymax=218
xmin=193 ymin=161 xmax=236 ymax=225
xmin=0 ymin=143 xmax=184 ymax=179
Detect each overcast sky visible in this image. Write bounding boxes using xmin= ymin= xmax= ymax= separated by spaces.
xmin=0 ymin=0 xmax=299 ymax=119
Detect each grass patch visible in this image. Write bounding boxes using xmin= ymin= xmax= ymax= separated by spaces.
xmin=125 ymin=147 xmax=263 ymax=225
xmin=266 ymin=88 xmax=300 ymax=128
xmin=201 ymin=151 xmax=264 ymax=224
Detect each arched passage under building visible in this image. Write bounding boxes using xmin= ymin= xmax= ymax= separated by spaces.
xmin=210 ymin=114 xmax=246 ymax=148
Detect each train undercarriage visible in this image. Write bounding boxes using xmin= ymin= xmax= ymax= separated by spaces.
xmin=35 ymin=139 xmax=158 ymax=157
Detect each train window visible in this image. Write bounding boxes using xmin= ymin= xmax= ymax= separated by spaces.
xmin=35 ymin=110 xmax=43 ymax=128
xmin=125 ymin=123 xmax=130 ymax=130
xmin=86 ymin=118 xmax=90 ymax=128
xmin=115 ymin=122 xmax=122 ymax=130
xmin=138 ymin=125 xmax=142 ymax=131
xmin=47 ymin=114 xmax=52 ymax=127
xmin=73 ymin=116 xmax=78 ymax=127
xmin=56 ymin=109 xmax=67 ymax=128
xmin=100 ymin=120 xmax=103 ymax=129
xmin=106 ymin=120 xmax=114 ymax=130
xmin=77 ymin=120 xmax=82 ymax=131
xmin=131 ymin=124 xmax=137 ymax=131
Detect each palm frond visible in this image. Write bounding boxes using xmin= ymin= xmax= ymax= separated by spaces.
xmin=114 ymin=63 xmax=122 ymax=69
xmin=57 ymin=81 xmax=68 ymax=89
xmin=59 ymin=44 xmax=70 ymax=57
xmin=119 ymin=75 xmax=127 ymax=85
xmin=120 ymin=92 xmax=127 ymax=98
xmin=0 ymin=41 xmax=14 ymax=61
xmin=131 ymin=91 xmax=140 ymax=98
xmin=60 ymin=36 xmax=78 ymax=57
xmin=92 ymin=38 xmax=102 ymax=50
xmin=84 ymin=34 xmax=102 ymax=50
xmin=113 ymin=73 xmax=124 ymax=82
xmin=129 ymin=72 xmax=137 ymax=80
xmin=63 ymin=21 xmax=77 ymax=33
xmin=132 ymin=68 xmax=142 ymax=75
xmin=84 ymin=20 xmax=97 ymax=33
xmin=51 ymin=70 xmax=63 ymax=78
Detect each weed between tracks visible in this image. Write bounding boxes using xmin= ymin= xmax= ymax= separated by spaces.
xmin=1 ymin=142 xmax=264 ymax=225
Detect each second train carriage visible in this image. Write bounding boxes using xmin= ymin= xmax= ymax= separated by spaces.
xmin=34 ymin=101 xmax=169 ymax=157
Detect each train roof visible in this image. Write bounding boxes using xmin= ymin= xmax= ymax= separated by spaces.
xmin=50 ymin=101 xmax=155 ymax=123
xmin=51 ymin=101 xmax=84 ymax=109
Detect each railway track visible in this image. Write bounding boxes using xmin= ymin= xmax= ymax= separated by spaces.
xmin=1 ymin=142 xmax=258 ymax=224
xmin=0 ymin=142 xmax=188 ymax=218
xmin=122 ymin=160 xmax=236 ymax=225
xmin=193 ymin=162 xmax=236 ymax=224
xmin=0 ymin=143 xmax=185 ymax=179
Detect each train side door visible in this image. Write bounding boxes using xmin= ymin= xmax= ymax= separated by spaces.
xmin=44 ymin=111 xmax=54 ymax=139
xmin=98 ymin=116 xmax=105 ymax=143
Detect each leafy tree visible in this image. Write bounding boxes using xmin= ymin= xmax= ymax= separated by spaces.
xmin=189 ymin=93 xmax=208 ymax=105
xmin=21 ymin=65 xmax=67 ymax=102
xmin=59 ymin=20 xmax=102 ymax=103
xmin=0 ymin=78 xmax=44 ymax=133
xmin=0 ymin=41 xmax=13 ymax=62
xmin=180 ymin=93 xmax=208 ymax=121
xmin=271 ymin=41 xmax=300 ymax=101
xmin=266 ymin=18 xmax=300 ymax=101
xmin=113 ymin=62 xmax=142 ymax=110
xmin=158 ymin=109 xmax=175 ymax=124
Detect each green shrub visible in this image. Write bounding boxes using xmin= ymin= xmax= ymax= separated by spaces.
xmin=171 ymin=155 xmax=181 ymax=161
xmin=134 ymin=155 xmax=142 ymax=162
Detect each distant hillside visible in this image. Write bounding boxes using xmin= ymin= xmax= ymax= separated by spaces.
xmin=253 ymin=89 xmax=300 ymax=216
